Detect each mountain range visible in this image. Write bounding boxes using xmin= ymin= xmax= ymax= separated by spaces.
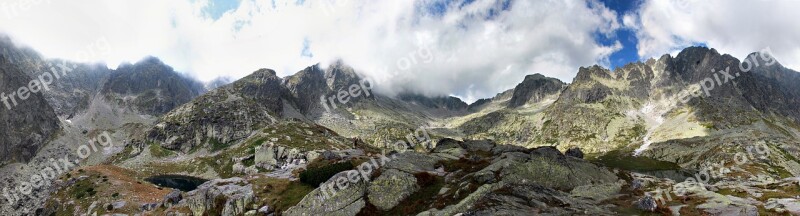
xmin=2 ymin=35 xmax=800 ymax=215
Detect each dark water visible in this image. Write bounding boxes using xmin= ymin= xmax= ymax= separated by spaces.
xmin=145 ymin=175 xmax=208 ymax=191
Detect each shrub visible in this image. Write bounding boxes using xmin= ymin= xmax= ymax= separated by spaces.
xmin=299 ymin=162 xmax=354 ymax=187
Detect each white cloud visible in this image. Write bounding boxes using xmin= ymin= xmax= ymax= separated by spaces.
xmin=0 ymin=0 xmax=622 ymax=103
xmin=626 ymin=0 xmax=800 ymax=70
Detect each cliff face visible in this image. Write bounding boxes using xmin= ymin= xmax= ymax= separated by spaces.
xmin=0 ymin=38 xmax=60 ymax=166
xmin=507 ymin=73 xmax=565 ymax=108
xmin=102 ymin=57 xmax=206 ymax=116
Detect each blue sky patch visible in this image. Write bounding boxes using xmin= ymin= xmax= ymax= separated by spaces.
xmin=202 ymin=0 xmax=241 ymax=20
xmin=598 ymin=0 xmax=641 ymax=70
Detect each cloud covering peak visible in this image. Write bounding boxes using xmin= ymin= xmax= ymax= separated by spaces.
xmin=0 ymin=0 xmax=625 ymax=102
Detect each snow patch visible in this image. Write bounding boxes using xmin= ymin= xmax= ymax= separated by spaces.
xmin=634 ymin=102 xmax=666 ymax=156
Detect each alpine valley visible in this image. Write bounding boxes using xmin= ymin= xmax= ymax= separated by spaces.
xmin=2 ymin=35 xmax=800 ymax=215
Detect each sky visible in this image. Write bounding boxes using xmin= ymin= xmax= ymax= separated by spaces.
xmin=1 ymin=0 xmax=799 ymax=103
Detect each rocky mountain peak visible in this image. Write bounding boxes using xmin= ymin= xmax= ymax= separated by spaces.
xmin=574 ymin=65 xmax=612 ymax=82
xmin=507 ymin=73 xmax=565 ymax=108
xmin=324 ymin=61 xmax=361 ymax=90
xmin=252 ymin=68 xmax=278 ymax=78
xmin=397 ymin=93 xmax=468 ymax=111
xmin=102 ymin=56 xmax=205 ymax=115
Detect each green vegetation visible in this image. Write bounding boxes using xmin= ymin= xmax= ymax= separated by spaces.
xmin=382 ymin=173 xmax=445 ymax=215
xmin=277 ymin=181 xmax=316 ymax=211
xmin=208 ymin=138 xmax=228 ymax=152
xmin=251 ymin=178 xmax=316 ymax=213
xmin=631 ymin=124 xmax=647 ymax=139
xmin=764 ymin=119 xmax=793 ymax=137
xmin=592 ymin=150 xmax=681 ymax=172
xmin=69 ymin=178 xmax=98 ymax=199
xmin=149 ymin=142 xmax=175 ymax=158
xmin=299 ymin=162 xmax=354 ymax=187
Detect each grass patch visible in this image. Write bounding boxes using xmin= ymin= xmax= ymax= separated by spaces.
xmin=380 ymin=173 xmax=445 ymax=215
xmin=299 ymin=162 xmax=354 ymax=187
xmin=69 ymin=178 xmax=98 ymax=200
xmin=439 ymin=157 xmax=491 ymax=173
xmin=208 ymin=138 xmax=228 ymax=152
xmin=251 ymin=178 xmax=316 ymax=213
xmin=149 ymin=142 xmax=175 ymax=158
xmin=592 ymin=150 xmax=681 ymax=172
xmin=764 ymin=119 xmax=793 ymax=137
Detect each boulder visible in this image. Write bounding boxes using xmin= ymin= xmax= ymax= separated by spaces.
xmin=490 ymin=144 xmax=528 ymax=155
xmin=565 ymin=147 xmax=584 ymax=159
xmin=258 ymin=205 xmax=272 ymax=214
xmin=321 ymin=150 xmax=339 ymax=160
xmin=531 ymin=146 xmax=563 ymax=158
xmin=111 ymin=201 xmax=126 ymax=210
xmin=284 ymin=170 xmax=368 ymax=216
xmin=456 ymin=183 xmax=614 ymax=215
xmin=432 ymin=138 xmax=462 ymax=153
xmin=186 ymin=177 xmax=255 ymax=216
xmin=635 ymin=196 xmax=657 ymax=212
xmin=460 ymin=140 xmax=495 ymax=152
xmin=163 ymin=189 xmax=183 ymax=207
xmin=255 ymin=144 xmax=278 ymax=169
xmin=367 ymin=169 xmax=419 ymax=210
xmin=383 ymin=152 xmax=440 ymax=173
xmin=233 ymin=162 xmax=247 ymax=174
xmin=287 ymin=148 xmax=301 ymax=161
xmin=306 ymin=151 xmax=321 ymax=162
xmin=140 ymin=203 xmax=158 ymax=212
xmin=276 ymin=146 xmax=286 ymax=159
xmin=473 ymin=152 xmax=530 ymax=184
xmin=502 ymin=148 xmax=618 ymax=191
xmin=433 ymin=147 xmax=467 ymax=160
xmin=570 ymin=181 xmax=623 ymax=202
xmin=764 ymin=198 xmax=800 ymax=214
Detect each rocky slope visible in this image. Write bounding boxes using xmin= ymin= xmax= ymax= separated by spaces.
xmin=0 ymin=37 xmax=60 ymax=167
xmin=0 ymin=36 xmax=213 ymax=215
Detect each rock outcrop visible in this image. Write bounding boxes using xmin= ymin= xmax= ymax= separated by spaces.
xmin=285 ymin=140 xmax=621 ymax=216
xmin=254 ymin=142 xmax=319 ymax=170
xmin=366 ymin=169 xmax=419 ymax=210
xmin=507 ymin=73 xmax=565 ymax=108
xmin=185 ymin=177 xmax=255 ymax=216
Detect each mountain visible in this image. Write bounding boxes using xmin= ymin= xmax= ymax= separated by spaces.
xmin=205 ymin=76 xmax=233 ymax=90
xmin=506 ymin=73 xmax=565 ymax=108
xmin=3 ymin=42 xmax=800 ymax=215
xmin=144 ymin=68 xmax=289 ymax=152
xmin=0 ymin=37 xmax=210 ymax=215
xmin=102 ymin=57 xmax=206 ymax=116
xmin=396 ymin=93 xmax=469 ymax=114
xmin=0 ymin=38 xmax=60 ymax=167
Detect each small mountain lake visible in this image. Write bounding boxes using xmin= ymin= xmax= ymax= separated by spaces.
xmin=145 ymin=175 xmax=208 ymax=191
